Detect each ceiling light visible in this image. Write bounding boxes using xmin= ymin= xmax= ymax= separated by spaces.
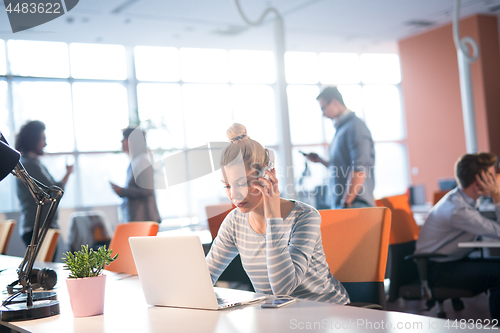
xmin=405 ymin=20 xmax=436 ymax=27
xmin=211 ymin=25 xmax=248 ymax=36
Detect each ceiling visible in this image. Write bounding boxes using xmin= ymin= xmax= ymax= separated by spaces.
xmin=1 ymin=0 xmax=500 ymax=53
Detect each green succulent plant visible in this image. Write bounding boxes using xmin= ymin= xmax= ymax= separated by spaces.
xmin=62 ymin=245 xmax=118 ymax=279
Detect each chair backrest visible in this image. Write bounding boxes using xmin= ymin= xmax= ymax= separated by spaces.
xmin=432 ymin=190 xmax=449 ymax=205
xmin=68 ymin=211 xmax=112 ymax=252
xmin=106 ymin=222 xmax=159 ymax=275
xmin=375 ymin=194 xmax=420 ymax=245
xmin=319 ymin=207 xmax=391 ymax=308
xmin=0 ymin=220 xmax=16 ymax=255
xmin=205 ymin=203 xmax=235 ymax=240
xmin=376 ymin=194 xmax=422 ymax=302
xmin=35 ymin=228 xmax=60 ymax=262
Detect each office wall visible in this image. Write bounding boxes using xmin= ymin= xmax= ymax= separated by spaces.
xmin=398 ymin=14 xmax=500 ymax=201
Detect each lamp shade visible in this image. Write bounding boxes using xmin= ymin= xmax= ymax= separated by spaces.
xmin=0 ymin=140 xmax=20 ymax=182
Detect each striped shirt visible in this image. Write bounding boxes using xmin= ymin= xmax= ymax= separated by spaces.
xmin=206 ymin=200 xmax=349 ymax=304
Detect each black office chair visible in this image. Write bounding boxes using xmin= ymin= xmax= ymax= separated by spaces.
xmin=387 ymin=233 xmax=475 ymax=318
xmin=376 ymin=194 xmax=473 ymax=318
xmin=405 ymin=253 xmax=480 ymax=318
xmin=387 ymin=240 xmax=422 ymax=302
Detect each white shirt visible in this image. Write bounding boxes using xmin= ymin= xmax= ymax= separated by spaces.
xmin=415 ymin=187 xmax=500 ymax=261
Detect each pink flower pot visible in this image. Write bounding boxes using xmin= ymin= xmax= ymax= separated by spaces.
xmin=66 ymin=274 xmax=106 ymax=317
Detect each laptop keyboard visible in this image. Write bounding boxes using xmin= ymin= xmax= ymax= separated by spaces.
xmin=217 ymin=297 xmax=238 ymax=305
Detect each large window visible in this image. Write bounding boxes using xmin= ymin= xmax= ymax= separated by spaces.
xmin=0 ymin=79 xmax=13 ymax=211
xmin=0 ymin=40 xmax=6 ymax=75
xmin=134 ymin=46 xmax=180 ymax=82
xmin=231 ymin=84 xmax=276 ymax=146
xmin=0 ymin=80 xmax=9 ymax=138
xmin=8 ymin=40 xmax=69 ymax=78
xmin=287 ymin=52 xmax=408 ymax=199
xmin=136 ymin=83 xmax=184 ymax=150
xmin=319 ymin=53 xmax=361 ymax=84
xmin=181 ymin=84 xmax=232 ymax=147
xmin=0 ymin=41 xmax=131 ymax=212
xmin=229 ymin=50 xmax=275 ymax=84
xmin=179 ymin=48 xmax=229 ymax=83
xmin=12 ymin=81 xmax=74 ymax=153
xmin=0 ymin=39 xmax=408 ymax=221
xmin=135 ymin=48 xmax=277 ymax=221
xmin=69 ymin=43 xmax=127 ymax=80
xmin=72 ymin=82 xmax=129 ymax=152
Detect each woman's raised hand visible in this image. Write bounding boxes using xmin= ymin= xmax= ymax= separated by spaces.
xmin=252 ymin=168 xmax=281 ymax=219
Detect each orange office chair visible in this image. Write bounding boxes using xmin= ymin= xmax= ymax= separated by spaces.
xmin=376 ymin=194 xmax=421 ymax=302
xmin=106 ymin=222 xmax=159 ymax=275
xmin=0 ymin=220 xmax=16 ymax=255
xmin=205 ymin=203 xmax=235 ymax=241
xmin=319 ymin=207 xmax=391 ymax=309
xmin=35 ymin=228 xmax=60 ymax=262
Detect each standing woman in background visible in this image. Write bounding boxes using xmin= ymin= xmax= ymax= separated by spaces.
xmin=110 ymin=127 xmax=161 ymax=223
xmin=205 ymin=123 xmax=349 ymax=304
xmin=15 ymin=120 xmax=73 ymax=248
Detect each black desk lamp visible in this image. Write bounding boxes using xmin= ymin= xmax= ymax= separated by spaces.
xmin=0 ymin=133 xmax=62 ymax=321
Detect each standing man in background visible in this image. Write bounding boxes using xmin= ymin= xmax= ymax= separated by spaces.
xmin=305 ymin=86 xmax=375 ymax=209
xmin=15 ymin=120 xmax=73 ymax=248
xmin=110 ymin=127 xmax=160 ymax=223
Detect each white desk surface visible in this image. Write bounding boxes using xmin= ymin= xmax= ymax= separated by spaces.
xmin=0 ymin=255 xmax=478 ymax=333
xmin=458 ymin=239 xmax=500 ymax=248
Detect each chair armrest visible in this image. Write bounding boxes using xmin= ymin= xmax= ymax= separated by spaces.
xmin=405 ymin=253 xmax=447 ymax=260
xmin=346 ymin=302 xmax=383 ymax=310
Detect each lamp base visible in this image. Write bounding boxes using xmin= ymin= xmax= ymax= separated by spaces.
xmin=0 ymin=300 xmax=60 ymax=321
xmin=4 ymin=291 xmax=58 ymax=304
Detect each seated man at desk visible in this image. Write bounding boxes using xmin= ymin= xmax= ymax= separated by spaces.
xmin=415 ymin=152 xmax=500 ymax=320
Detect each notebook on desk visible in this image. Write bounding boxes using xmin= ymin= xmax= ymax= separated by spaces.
xmin=129 ymin=235 xmax=268 ymax=310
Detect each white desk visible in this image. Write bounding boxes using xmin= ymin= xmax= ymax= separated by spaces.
xmin=458 ymin=239 xmax=500 ymax=248
xmin=0 ymin=255 xmax=472 ymax=333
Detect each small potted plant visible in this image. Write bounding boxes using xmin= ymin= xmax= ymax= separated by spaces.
xmin=62 ymin=245 xmax=118 ymax=317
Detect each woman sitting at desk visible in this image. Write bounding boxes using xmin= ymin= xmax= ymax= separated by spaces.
xmin=206 ymin=123 xmax=349 ymax=304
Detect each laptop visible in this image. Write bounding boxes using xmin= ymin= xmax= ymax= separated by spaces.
xmin=129 ymin=235 xmax=268 ymax=310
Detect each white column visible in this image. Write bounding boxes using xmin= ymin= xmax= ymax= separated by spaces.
xmin=273 ymin=17 xmax=295 ymax=198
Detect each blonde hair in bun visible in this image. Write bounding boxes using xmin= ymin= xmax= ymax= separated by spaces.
xmin=227 ymin=123 xmax=249 ymax=143
xmin=222 ymin=123 xmax=269 ymax=173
